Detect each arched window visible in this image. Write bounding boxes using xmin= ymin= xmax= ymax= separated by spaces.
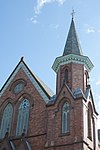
xmin=0 ymin=103 xmax=13 ymax=139
xmin=85 ymin=71 xmax=89 ymax=87
xmin=62 ymin=102 xmax=70 ymax=133
xmin=87 ymin=103 xmax=93 ymax=140
xmin=64 ymin=69 xmax=68 ymax=82
xmin=16 ymin=99 xmax=30 ymax=136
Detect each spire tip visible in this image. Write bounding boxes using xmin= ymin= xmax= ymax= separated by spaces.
xmin=71 ymin=9 xmax=75 ymax=19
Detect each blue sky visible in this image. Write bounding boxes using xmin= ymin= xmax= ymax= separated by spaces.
xmin=0 ymin=0 xmax=100 ymax=126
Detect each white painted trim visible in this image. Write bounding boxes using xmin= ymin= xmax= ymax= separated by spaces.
xmin=52 ymin=54 xmax=94 ymax=73
xmin=0 ymin=62 xmax=49 ymax=104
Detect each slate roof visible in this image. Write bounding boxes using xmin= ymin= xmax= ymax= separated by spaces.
xmin=63 ymin=18 xmax=83 ymax=56
xmin=0 ymin=58 xmax=54 ymax=103
xmin=73 ymin=87 xmax=85 ymax=99
xmin=33 ymin=72 xmax=54 ymax=98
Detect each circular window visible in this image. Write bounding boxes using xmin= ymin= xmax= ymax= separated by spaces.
xmin=14 ymin=82 xmax=24 ymax=94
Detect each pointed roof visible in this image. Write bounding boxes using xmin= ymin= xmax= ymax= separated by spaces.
xmin=63 ymin=18 xmax=83 ymax=56
xmin=0 ymin=58 xmax=54 ymax=104
xmin=52 ymin=17 xmax=94 ymax=73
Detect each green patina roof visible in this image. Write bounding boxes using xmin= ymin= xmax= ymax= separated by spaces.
xmin=63 ymin=18 xmax=83 ymax=56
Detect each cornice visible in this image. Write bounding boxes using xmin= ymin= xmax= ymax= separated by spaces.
xmin=52 ymin=54 xmax=94 ymax=73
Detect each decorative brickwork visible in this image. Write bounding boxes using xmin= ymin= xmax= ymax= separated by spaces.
xmin=0 ymin=17 xmax=100 ymax=150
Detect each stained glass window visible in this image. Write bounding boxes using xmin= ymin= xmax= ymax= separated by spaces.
xmin=16 ymin=99 xmax=30 ymax=136
xmin=0 ymin=103 xmax=13 ymax=139
xmin=14 ymin=83 xmax=24 ymax=94
xmin=62 ymin=102 xmax=70 ymax=133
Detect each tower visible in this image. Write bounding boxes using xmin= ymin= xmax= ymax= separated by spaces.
xmin=0 ymin=13 xmax=99 ymax=150
xmin=51 ymin=15 xmax=99 ymax=150
xmin=52 ymin=17 xmax=93 ymax=95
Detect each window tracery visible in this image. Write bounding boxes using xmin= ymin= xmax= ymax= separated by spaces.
xmin=16 ymin=99 xmax=30 ymax=136
xmin=0 ymin=103 xmax=13 ymax=139
xmin=14 ymin=82 xmax=24 ymax=94
xmin=62 ymin=102 xmax=70 ymax=133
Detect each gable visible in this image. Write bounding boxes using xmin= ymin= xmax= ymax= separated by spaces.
xmin=0 ymin=59 xmax=54 ymax=104
xmin=54 ymin=83 xmax=75 ymax=106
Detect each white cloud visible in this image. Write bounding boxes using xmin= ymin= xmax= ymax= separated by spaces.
xmin=30 ymin=17 xmax=38 ymax=24
xmin=34 ymin=0 xmax=66 ymax=15
xmin=87 ymin=27 xmax=95 ymax=33
xmin=31 ymin=0 xmax=65 ymax=25
xmin=85 ymin=24 xmax=100 ymax=34
xmin=57 ymin=0 xmax=65 ymax=5
xmin=33 ymin=20 xmax=38 ymax=24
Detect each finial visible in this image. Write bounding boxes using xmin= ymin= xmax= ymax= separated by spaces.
xmin=71 ymin=9 xmax=75 ymax=19
xmin=21 ymin=56 xmax=24 ymax=61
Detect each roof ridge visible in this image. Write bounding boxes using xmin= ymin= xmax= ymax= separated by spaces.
xmin=33 ymin=72 xmax=54 ymax=97
xmin=0 ymin=59 xmax=53 ymax=103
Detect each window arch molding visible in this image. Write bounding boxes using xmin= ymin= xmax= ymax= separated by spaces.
xmin=0 ymin=99 xmax=14 ymax=127
xmin=15 ymin=94 xmax=33 ymax=136
xmin=62 ymin=66 xmax=70 ymax=72
xmin=64 ymin=68 xmax=69 ymax=82
xmin=0 ymin=102 xmax=13 ymax=139
xmin=16 ymin=93 xmax=34 ymax=108
xmin=58 ymin=98 xmax=71 ymax=135
xmin=61 ymin=66 xmax=70 ymax=83
xmin=62 ymin=101 xmax=70 ymax=134
xmin=10 ymin=79 xmax=27 ymax=94
xmin=0 ymin=98 xmax=14 ymax=109
xmin=57 ymin=97 xmax=71 ymax=109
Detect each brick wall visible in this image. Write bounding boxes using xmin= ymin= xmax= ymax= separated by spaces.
xmin=0 ymin=68 xmax=47 ymax=149
xmin=56 ymin=63 xmax=85 ymax=95
xmin=0 ymin=64 xmax=99 ymax=150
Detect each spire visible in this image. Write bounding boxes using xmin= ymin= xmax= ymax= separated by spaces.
xmin=52 ymin=13 xmax=94 ymax=74
xmin=63 ymin=17 xmax=83 ymax=56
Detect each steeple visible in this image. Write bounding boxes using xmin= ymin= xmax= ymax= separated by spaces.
xmin=63 ymin=17 xmax=83 ymax=56
xmin=52 ymin=14 xmax=94 ymax=95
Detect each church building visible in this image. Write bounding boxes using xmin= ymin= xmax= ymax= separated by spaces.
xmin=0 ymin=15 xmax=100 ymax=150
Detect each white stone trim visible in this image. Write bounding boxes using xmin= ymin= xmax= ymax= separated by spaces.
xmin=52 ymin=54 xmax=94 ymax=73
xmin=0 ymin=62 xmax=49 ymax=104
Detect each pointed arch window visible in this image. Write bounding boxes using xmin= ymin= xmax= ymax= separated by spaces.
xmin=62 ymin=102 xmax=70 ymax=133
xmin=85 ymin=71 xmax=89 ymax=87
xmin=16 ymin=99 xmax=30 ymax=136
xmin=64 ymin=69 xmax=68 ymax=82
xmin=0 ymin=103 xmax=13 ymax=139
xmin=87 ymin=103 xmax=93 ymax=140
